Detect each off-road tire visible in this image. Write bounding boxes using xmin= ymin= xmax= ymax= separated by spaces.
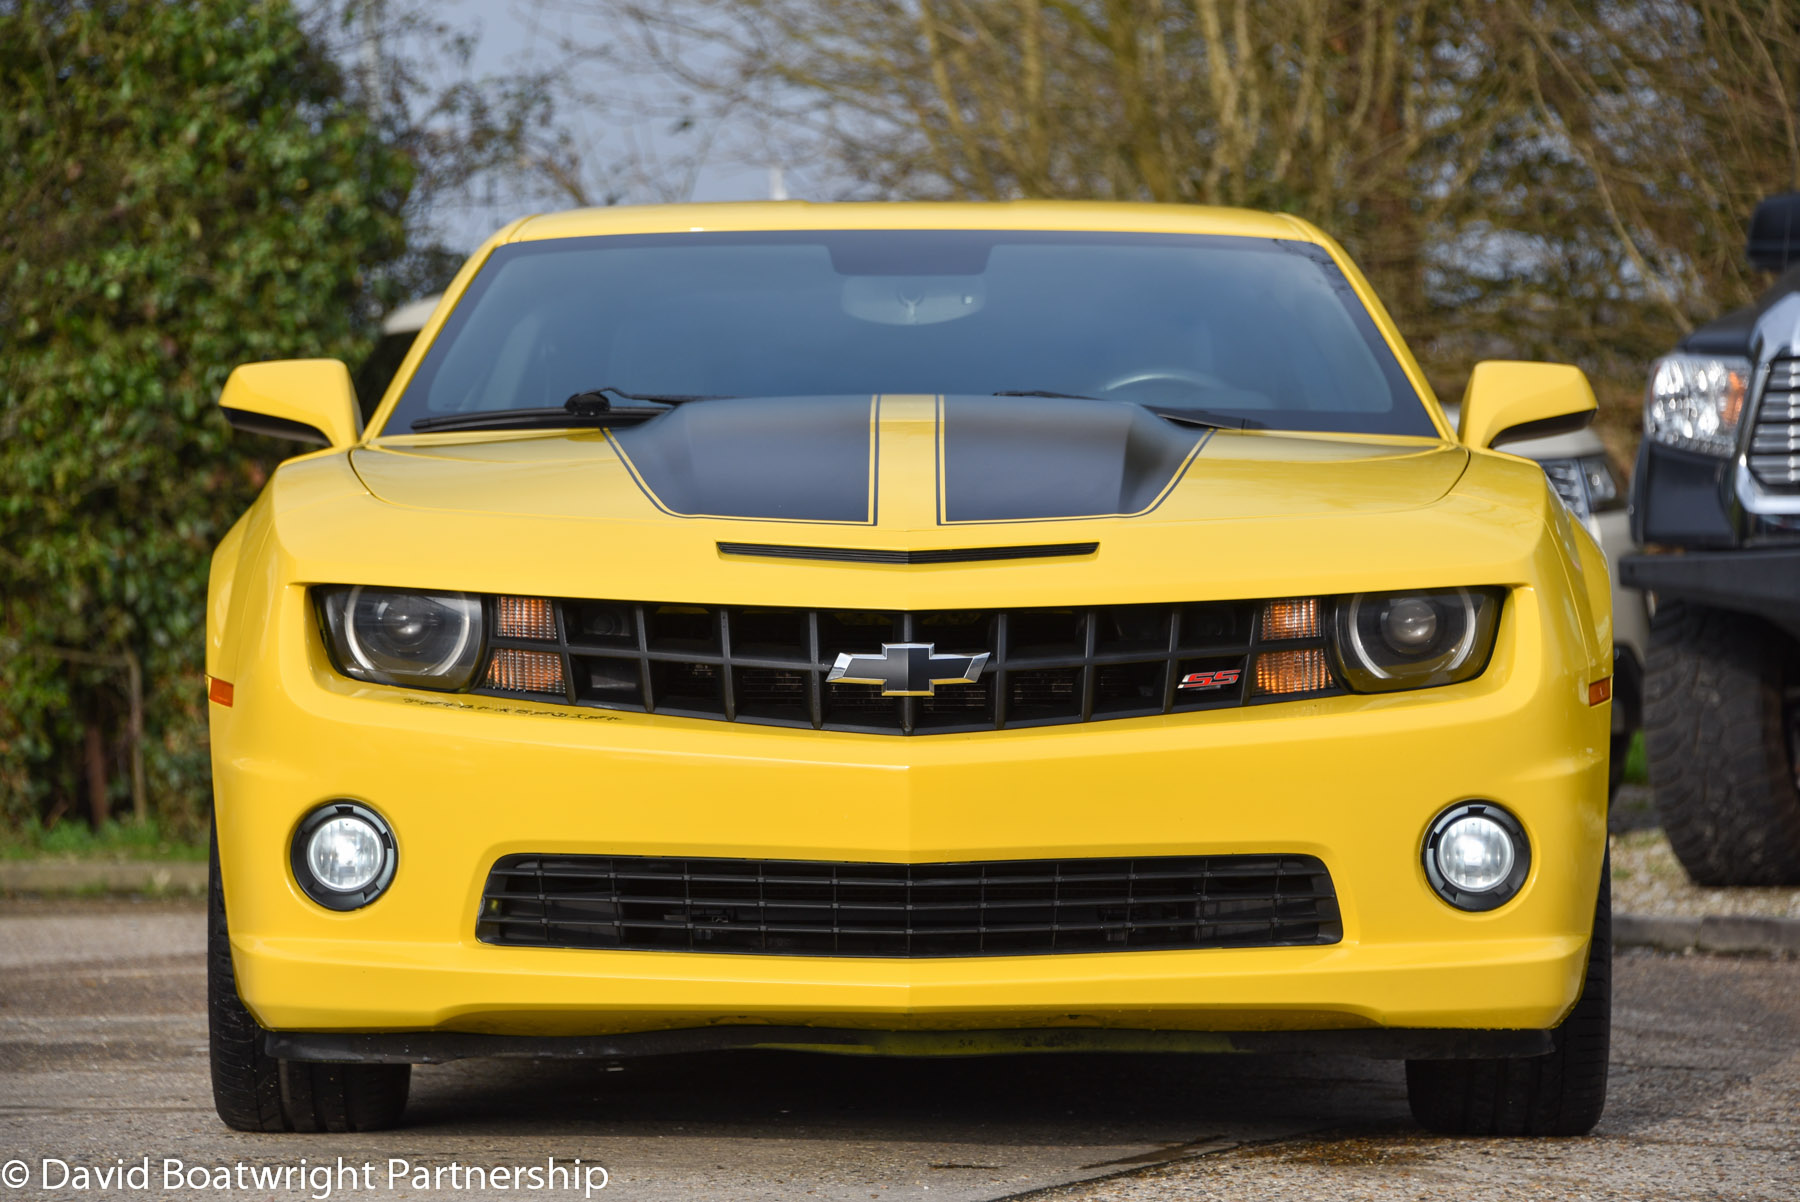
xmin=1642 ymin=601 xmax=1800 ymax=885
xmin=1404 ymin=856 xmax=1611 ymax=1136
xmin=208 ymin=823 xmax=410 ymax=1131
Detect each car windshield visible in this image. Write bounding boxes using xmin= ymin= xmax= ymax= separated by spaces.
xmin=383 ymin=230 xmax=1436 ymax=437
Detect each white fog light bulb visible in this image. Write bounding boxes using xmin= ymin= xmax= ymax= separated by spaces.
xmin=1436 ymin=815 xmax=1515 ymax=893
xmin=305 ymin=816 xmax=384 ymax=893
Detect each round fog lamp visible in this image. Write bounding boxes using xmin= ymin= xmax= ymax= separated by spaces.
xmin=291 ymin=802 xmax=397 ymax=911
xmin=1422 ymin=802 xmax=1529 ymax=912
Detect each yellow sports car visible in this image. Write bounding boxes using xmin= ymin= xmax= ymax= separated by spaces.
xmin=205 ymin=202 xmax=1613 ymax=1136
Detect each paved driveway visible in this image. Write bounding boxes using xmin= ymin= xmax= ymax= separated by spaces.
xmin=1 ymin=900 xmax=1794 ymax=1200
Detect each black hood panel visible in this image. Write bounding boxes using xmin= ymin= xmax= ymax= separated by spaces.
xmin=939 ymin=396 xmax=1206 ymax=522
xmin=607 ymin=394 xmax=1206 ymax=526
xmin=610 ymin=396 xmax=878 ymax=524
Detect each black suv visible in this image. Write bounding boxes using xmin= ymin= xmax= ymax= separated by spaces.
xmin=1622 ymin=193 xmax=1800 ymax=886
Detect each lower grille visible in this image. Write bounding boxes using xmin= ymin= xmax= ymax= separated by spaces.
xmin=477 ymin=854 xmax=1342 ymax=958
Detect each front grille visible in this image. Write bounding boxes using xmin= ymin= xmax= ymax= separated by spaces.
xmin=1750 ymin=358 xmax=1800 ymax=490
xmin=477 ymin=854 xmax=1342 ymax=957
xmin=475 ymin=597 xmax=1340 ymax=734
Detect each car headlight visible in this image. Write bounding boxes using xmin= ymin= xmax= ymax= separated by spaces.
xmin=1332 ymin=587 xmax=1503 ymax=692
xmin=1541 ymin=454 xmax=1623 ymax=520
xmin=317 ymin=586 xmax=484 ymax=690
xmin=1645 ymin=353 xmax=1751 ymax=456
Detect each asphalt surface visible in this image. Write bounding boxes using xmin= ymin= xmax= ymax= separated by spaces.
xmin=1 ymin=900 xmax=1795 ymax=1201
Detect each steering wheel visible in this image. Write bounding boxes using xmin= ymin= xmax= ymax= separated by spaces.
xmin=1102 ymin=367 xmax=1231 ymax=395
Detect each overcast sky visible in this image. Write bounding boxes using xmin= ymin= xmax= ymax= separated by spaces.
xmin=428 ymin=0 xmax=810 ymax=249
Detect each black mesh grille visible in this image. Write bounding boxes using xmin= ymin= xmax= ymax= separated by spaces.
xmin=477 ymin=597 xmax=1340 ymax=734
xmin=477 ymin=854 xmax=1342 ymax=957
xmin=1750 ymin=358 xmax=1800 ymax=490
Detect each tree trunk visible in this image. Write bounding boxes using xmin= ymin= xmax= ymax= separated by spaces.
xmin=84 ymin=718 xmax=109 ymax=830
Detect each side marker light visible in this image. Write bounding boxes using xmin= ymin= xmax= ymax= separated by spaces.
xmin=1588 ymin=678 xmax=1612 ymax=706
xmin=208 ymin=678 xmax=234 ymax=706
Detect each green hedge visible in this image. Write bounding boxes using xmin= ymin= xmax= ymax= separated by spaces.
xmin=0 ymin=0 xmax=413 ymax=839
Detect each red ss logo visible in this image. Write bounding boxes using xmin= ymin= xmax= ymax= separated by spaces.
xmin=1178 ymin=668 xmax=1240 ymax=691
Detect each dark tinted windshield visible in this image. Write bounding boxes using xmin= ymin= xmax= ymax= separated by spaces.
xmin=384 ymin=230 xmax=1434 ymax=437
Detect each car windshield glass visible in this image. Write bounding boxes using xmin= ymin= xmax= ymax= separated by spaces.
xmin=383 ymin=230 xmax=1435 ymax=437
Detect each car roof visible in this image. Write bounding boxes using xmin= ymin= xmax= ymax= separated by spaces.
xmin=510 ymin=201 xmax=1317 ymax=244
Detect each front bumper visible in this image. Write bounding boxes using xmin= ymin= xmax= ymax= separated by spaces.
xmin=1621 ymin=546 xmax=1800 ymax=632
xmin=212 ymin=581 xmax=1608 ymax=1042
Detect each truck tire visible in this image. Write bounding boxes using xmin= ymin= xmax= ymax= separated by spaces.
xmin=1642 ymin=601 xmax=1800 ymax=885
xmin=209 ymin=823 xmax=411 ymax=1131
xmin=1405 ymin=853 xmax=1611 ymax=1136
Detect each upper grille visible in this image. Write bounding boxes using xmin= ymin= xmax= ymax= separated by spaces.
xmin=1750 ymin=358 xmax=1800 ymax=490
xmin=475 ymin=597 xmax=1340 ymax=734
xmin=477 ymin=853 xmax=1342 ymax=957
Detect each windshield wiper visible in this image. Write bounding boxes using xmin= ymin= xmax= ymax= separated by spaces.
xmin=410 ymin=387 xmax=722 ymax=433
xmin=1143 ymin=405 xmax=1261 ymax=431
xmin=993 ymin=391 xmax=1258 ymax=431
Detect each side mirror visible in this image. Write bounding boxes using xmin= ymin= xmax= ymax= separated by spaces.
xmin=1457 ymin=361 xmax=1597 ymax=450
xmin=219 ymin=359 xmax=361 ymax=449
xmin=1748 ymin=192 xmax=1800 ymax=272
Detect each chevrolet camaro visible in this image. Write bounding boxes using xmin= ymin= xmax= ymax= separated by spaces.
xmin=204 ymin=202 xmax=1614 ymax=1135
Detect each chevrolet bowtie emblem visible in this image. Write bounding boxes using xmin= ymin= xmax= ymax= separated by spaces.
xmin=827 ymin=643 xmax=991 ymax=697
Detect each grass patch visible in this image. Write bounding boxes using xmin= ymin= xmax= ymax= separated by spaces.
xmin=0 ymin=817 xmax=207 ymax=862
xmin=1624 ymin=729 xmax=1647 ymax=785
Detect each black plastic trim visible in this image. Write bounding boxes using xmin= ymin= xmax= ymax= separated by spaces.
xmin=1488 ymin=408 xmax=1595 ymax=448
xmin=717 ymin=541 xmax=1099 ymax=564
xmin=221 ymin=406 xmax=331 ymax=447
xmin=266 ymin=1025 xmax=1554 ymax=1064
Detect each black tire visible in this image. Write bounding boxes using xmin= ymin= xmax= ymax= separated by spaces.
xmin=1642 ymin=601 xmax=1800 ymax=886
xmin=208 ymin=823 xmax=411 ymax=1132
xmin=1405 ymin=855 xmax=1611 ymax=1136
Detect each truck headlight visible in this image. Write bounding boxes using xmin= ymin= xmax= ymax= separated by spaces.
xmin=1332 ymin=587 xmax=1502 ymax=692
xmin=1644 ymin=353 xmax=1751 ymax=456
xmin=317 ymin=586 xmax=484 ymax=690
xmin=1541 ymin=455 xmax=1624 ymax=520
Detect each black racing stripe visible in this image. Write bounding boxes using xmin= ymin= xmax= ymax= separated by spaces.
xmin=717 ymin=541 xmax=1098 ymax=564
xmin=609 ymin=396 xmax=878 ymax=523
xmin=939 ymin=396 xmax=1206 ymax=523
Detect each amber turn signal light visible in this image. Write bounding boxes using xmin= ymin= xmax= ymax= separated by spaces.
xmin=1260 ymin=597 xmax=1321 ymax=640
xmin=496 ymin=596 xmax=556 ymax=640
xmin=1254 ymin=648 xmax=1332 ymax=695
xmin=208 ymin=677 xmax=234 ymax=707
xmin=1588 ymin=677 xmax=1612 ymax=706
xmin=486 ymin=648 xmax=565 ymax=694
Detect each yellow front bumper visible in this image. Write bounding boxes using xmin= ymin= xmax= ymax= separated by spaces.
xmin=212 ymin=584 xmax=1607 ymax=1038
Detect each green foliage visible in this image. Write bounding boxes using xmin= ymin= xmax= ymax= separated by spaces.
xmin=0 ymin=815 xmax=206 ymax=861
xmin=0 ymin=0 xmax=414 ymax=838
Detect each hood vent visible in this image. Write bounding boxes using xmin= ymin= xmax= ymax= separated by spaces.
xmin=717 ymin=541 xmax=1098 ymax=565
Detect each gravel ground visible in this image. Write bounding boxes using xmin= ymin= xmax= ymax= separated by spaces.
xmin=1611 ymin=829 xmax=1800 ymax=919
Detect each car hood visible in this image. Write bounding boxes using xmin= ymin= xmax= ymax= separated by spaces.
xmin=352 ymin=394 xmax=1468 ymax=530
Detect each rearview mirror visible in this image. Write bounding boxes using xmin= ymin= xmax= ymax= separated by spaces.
xmin=1748 ymin=192 xmax=1800 ymax=272
xmin=1457 ymin=361 xmax=1597 ymax=450
xmin=218 ymin=359 xmax=361 ymax=449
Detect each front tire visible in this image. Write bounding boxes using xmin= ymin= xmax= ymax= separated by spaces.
xmin=1643 ymin=602 xmax=1800 ymax=885
xmin=1404 ymin=855 xmax=1611 ymax=1136
xmin=208 ymin=823 xmax=410 ymax=1132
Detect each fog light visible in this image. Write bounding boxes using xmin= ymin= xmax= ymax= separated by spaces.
xmin=291 ymin=802 xmax=397 ymax=911
xmin=1422 ymin=802 xmax=1529 ymax=911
